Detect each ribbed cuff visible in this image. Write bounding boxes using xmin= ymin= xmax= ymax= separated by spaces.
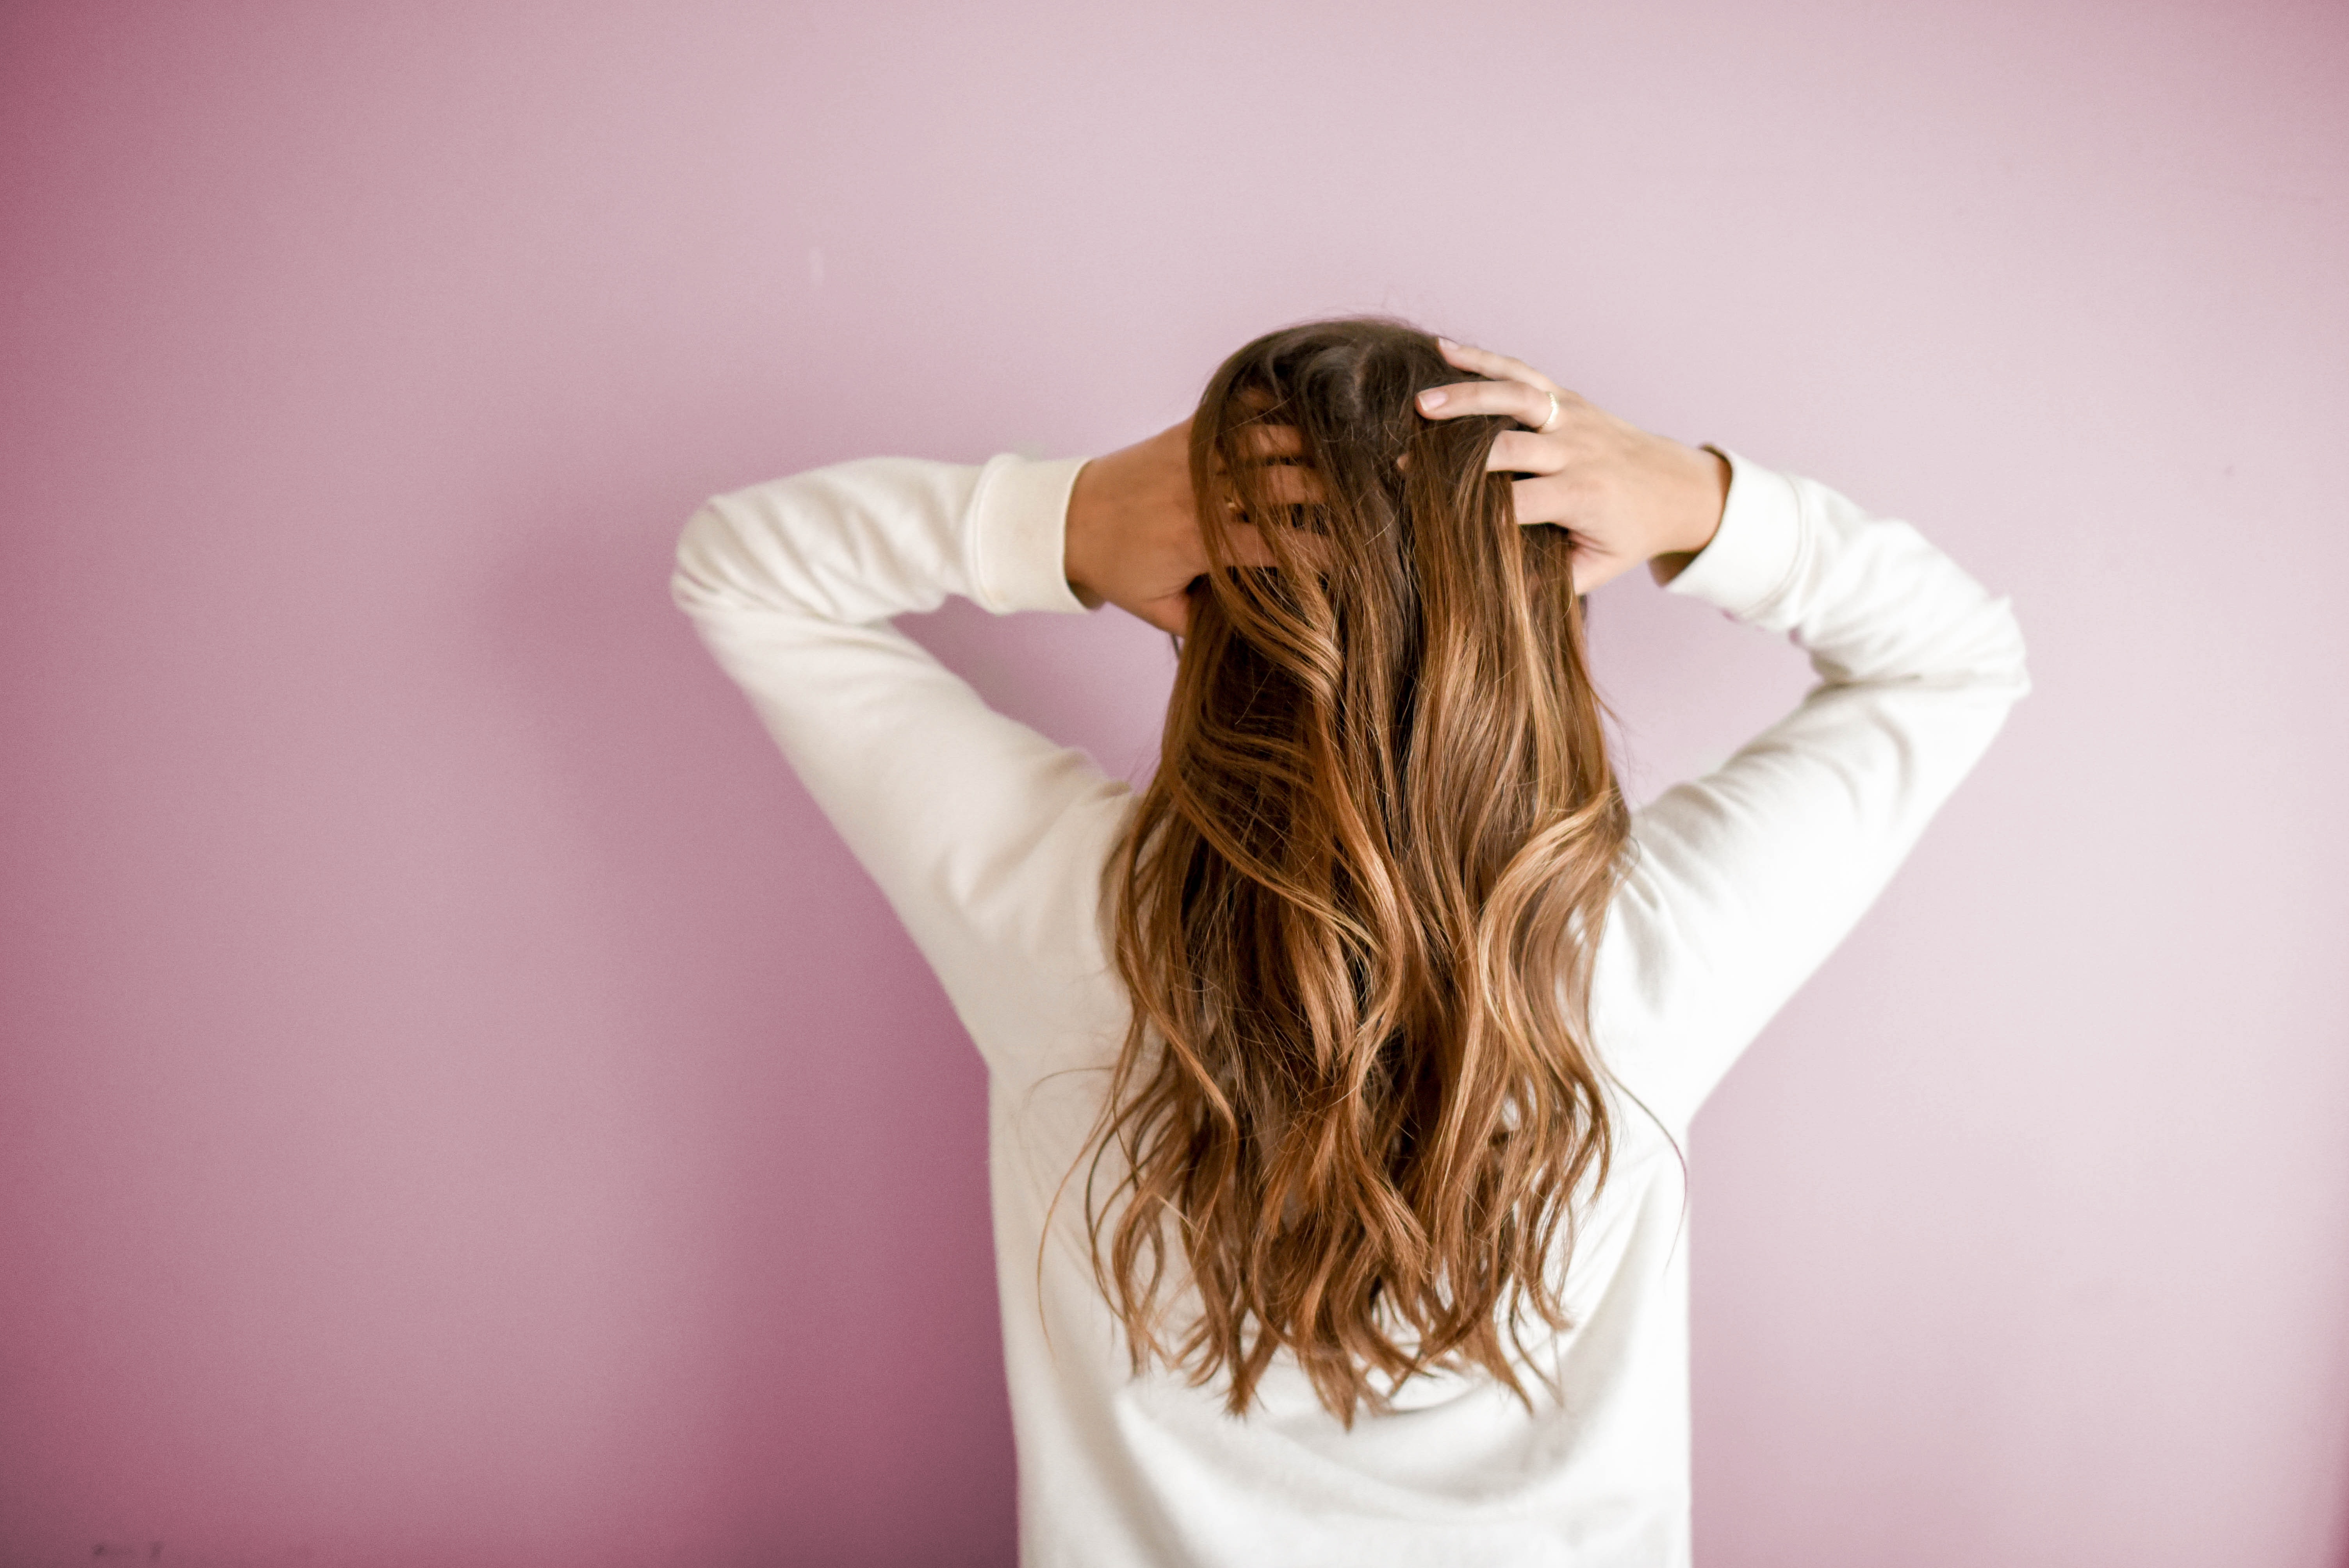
xmin=968 ymin=454 xmax=1092 ymax=615
xmin=1663 ymin=448 xmax=1804 ymax=625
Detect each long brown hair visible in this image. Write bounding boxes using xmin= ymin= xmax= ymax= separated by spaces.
xmin=1080 ymin=319 xmax=1633 ymax=1423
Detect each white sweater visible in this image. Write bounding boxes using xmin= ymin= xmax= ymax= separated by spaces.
xmin=671 ymin=449 xmax=2028 ymax=1567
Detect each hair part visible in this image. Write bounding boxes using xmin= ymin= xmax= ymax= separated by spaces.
xmin=1078 ymin=318 xmax=1633 ymax=1424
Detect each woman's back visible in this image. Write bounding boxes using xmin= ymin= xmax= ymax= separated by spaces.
xmin=668 ymin=326 xmax=2027 ymax=1564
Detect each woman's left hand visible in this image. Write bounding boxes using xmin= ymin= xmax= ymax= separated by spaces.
xmin=1064 ymin=420 xmax=1209 ymax=634
xmin=1065 ymin=421 xmax=1307 ymax=634
xmin=1415 ymin=339 xmax=1728 ymax=593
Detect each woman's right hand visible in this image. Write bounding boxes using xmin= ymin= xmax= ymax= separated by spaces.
xmin=1415 ymin=339 xmax=1729 ymax=593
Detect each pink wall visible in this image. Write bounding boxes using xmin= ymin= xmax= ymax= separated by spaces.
xmin=3 ymin=2 xmax=2344 ymax=1563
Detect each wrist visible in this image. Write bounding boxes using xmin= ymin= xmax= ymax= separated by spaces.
xmin=1674 ymin=443 xmax=1729 ymax=556
xmin=1063 ymin=458 xmax=1107 ymax=606
xmin=1649 ymin=443 xmax=1729 ymax=585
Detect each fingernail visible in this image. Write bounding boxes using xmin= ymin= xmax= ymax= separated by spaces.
xmin=1418 ymin=388 xmax=1447 ymax=410
xmin=1437 ymin=337 xmax=1457 ymax=349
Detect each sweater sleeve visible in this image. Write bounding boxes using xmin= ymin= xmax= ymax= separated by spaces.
xmin=1592 ymin=451 xmax=2030 ymax=1133
xmin=670 ymin=454 xmax=1138 ymax=1075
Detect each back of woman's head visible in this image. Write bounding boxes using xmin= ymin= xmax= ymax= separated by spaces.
xmin=1087 ymin=318 xmax=1631 ymax=1423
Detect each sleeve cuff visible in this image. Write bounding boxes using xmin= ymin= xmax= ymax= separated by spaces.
xmin=968 ymin=453 xmax=1093 ymax=616
xmin=1662 ymin=447 xmax=1805 ymax=625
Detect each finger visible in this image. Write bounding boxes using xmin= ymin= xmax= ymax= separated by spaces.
xmin=1571 ymin=551 xmax=1639 ymax=596
xmin=1485 ymin=429 xmax=1570 ymax=476
xmin=1436 ymin=338 xmax=1560 ymax=393
xmin=1508 ymin=474 xmax=1574 ymax=527
xmin=1229 ymin=424 xmax=1305 ymax=459
xmin=1570 ymin=552 xmax=1600 ymax=597
xmin=1415 ymin=379 xmax=1559 ymax=430
xmin=1224 ymin=429 xmax=1319 ymax=492
xmin=1500 ymin=483 xmax=1632 ymax=595
xmin=1208 ymin=517 xmax=1334 ymax=574
xmin=1241 ymin=465 xmax=1326 ymax=506
xmin=1217 ymin=458 xmax=1325 ymax=505
xmin=1215 ymin=425 xmax=1328 ymax=508
xmin=1221 ymin=521 xmax=1278 ymax=568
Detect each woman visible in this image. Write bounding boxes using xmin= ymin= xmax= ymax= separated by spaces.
xmin=671 ymin=321 xmax=2027 ymax=1566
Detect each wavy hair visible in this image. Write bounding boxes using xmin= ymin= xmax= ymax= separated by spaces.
xmin=1080 ymin=319 xmax=1633 ymax=1423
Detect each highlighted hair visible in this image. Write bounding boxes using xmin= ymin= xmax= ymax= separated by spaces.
xmin=1083 ymin=319 xmax=1631 ymax=1422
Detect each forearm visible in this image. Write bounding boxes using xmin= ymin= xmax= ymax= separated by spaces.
xmin=1667 ymin=453 xmax=2029 ymax=693
xmin=671 ymin=454 xmax=1090 ymax=633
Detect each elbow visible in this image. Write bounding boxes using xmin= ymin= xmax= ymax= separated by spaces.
xmin=670 ymin=497 xmax=742 ymax=620
xmin=1905 ymin=592 xmax=2030 ymax=707
xmin=1971 ymin=594 xmax=2032 ymax=706
xmin=1995 ymin=596 xmax=2030 ymax=698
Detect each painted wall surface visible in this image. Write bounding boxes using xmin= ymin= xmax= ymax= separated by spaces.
xmin=3 ymin=3 xmax=2344 ymax=1564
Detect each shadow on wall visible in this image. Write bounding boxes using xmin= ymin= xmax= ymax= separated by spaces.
xmin=469 ymin=461 xmax=1022 ymax=1564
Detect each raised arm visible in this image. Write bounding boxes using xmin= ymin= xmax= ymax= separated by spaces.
xmin=1608 ymin=454 xmax=2028 ymax=1126
xmin=1417 ymin=342 xmax=2029 ymax=1130
xmin=670 ymin=454 xmax=1133 ymax=1072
